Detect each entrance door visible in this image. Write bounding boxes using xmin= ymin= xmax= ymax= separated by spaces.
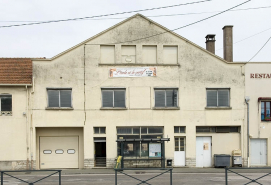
xmin=94 ymin=137 xmax=106 ymax=167
xmin=40 ymin=136 xmax=79 ymax=169
xmin=174 ymin=137 xmax=185 ymax=166
xmin=196 ymin=137 xmax=212 ymax=167
xmin=251 ymin=139 xmax=267 ymax=166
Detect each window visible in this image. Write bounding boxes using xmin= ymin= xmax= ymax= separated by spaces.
xmin=163 ymin=46 xmax=178 ymax=64
xmin=102 ymin=89 xmax=125 ymax=108
xmin=94 ymin=127 xmax=106 ymax=134
xmin=261 ymin=102 xmax=271 ymax=121
xmin=55 ymin=149 xmax=64 ymax=154
xmin=174 ymin=126 xmax=185 ymax=133
xmin=154 ymin=89 xmax=178 ymax=107
xmin=0 ymin=94 xmax=12 ymax=111
xmin=117 ymin=127 xmax=163 ymax=157
xmin=206 ymin=89 xmax=230 ymax=107
xmin=47 ymin=89 xmax=72 ymax=108
xmin=175 ymin=137 xmax=185 ymax=151
xmin=196 ymin=126 xmax=240 ymax=133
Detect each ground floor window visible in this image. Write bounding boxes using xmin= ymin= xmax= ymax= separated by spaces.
xmin=117 ymin=126 xmax=163 ymax=158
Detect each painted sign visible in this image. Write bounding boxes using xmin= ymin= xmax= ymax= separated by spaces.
xmin=149 ymin=143 xmax=161 ymax=157
xmin=109 ymin=67 xmax=156 ymax=77
xmin=250 ymin=73 xmax=271 ymax=78
xmin=114 ymin=156 xmax=122 ymax=169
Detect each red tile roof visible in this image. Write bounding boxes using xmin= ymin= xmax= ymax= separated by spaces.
xmin=0 ymin=58 xmax=32 ymax=84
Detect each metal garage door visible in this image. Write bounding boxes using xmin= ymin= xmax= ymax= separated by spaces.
xmin=40 ymin=136 xmax=79 ymax=169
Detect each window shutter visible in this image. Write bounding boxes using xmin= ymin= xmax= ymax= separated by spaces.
xmin=102 ymin=90 xmax=113 ymax=107
xmin=48 ymin=90 xmax=59 ymax=107
xmin=114 ymin=90 xmax=125 ymax=107
xmin=218 ymin=90 xmax=229 ymax=106
xmin=207 ymin=90 xmax=217 ymax=107
xmin=0 ymin=95 xmax=12 ymax=111
xmin=60 ymin=90 xmax=71 ymax=107
xmin=155 ymin=90 xmax=165 ymax=107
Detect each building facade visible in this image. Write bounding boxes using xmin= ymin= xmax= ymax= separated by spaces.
xmin=1 ymin=14 xmax=266 ymax=170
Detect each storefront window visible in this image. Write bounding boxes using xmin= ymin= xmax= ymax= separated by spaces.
xmin=117 ymin=126 xmax=163 ymax=157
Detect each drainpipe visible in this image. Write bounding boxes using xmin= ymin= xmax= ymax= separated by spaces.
xmin=245 ymin=97 xmax=250 ymax=167
xmin=25 ymin=85 xmax=29 ymax=169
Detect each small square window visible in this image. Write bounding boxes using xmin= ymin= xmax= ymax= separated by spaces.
xmin=174 ymin=126 xmax=185 ymax=133
xmin=47 ymin=89 xmax=72 ymax=108
xmin=94 ymin=127 xmax=106 ymax=134
xmin=102 ymin=89 xmax=126 ymax=108
xmin=155 ymin=89 xmax=178 ymax=107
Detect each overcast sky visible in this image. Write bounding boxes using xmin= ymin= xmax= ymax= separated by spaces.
xmin=0 ymin=0 xmax=270 ymax=62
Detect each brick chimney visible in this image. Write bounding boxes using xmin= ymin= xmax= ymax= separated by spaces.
xmin=205 ymin=34 xmax=216 ymax=54
xmin=223 ymin=25 xmax=233 ymax=62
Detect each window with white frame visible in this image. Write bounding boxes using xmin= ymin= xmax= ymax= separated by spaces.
xmin=154 ymin=89 xmax=178 ymax=107
xmin=47 ymin=88 xmax=72 ymax=108
xmin=102 ymin=88 xmax=125 ymax=108
xmin=0 ymin=94 xmax=12 ymax=111
xmin=206 ymin=89 xmax=230 ymax=107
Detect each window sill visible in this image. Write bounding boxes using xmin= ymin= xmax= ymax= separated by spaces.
xmin=152 ymin=107 xmax=180 ymax=110
xmin=205 ymin=107 xmax=232 ymax=110
xmin=261 ymin=120 xmax=271 ymax=122
xmin=45 ymin=107 xmax=74 ymax=110
xmin=100 ymin=107 xmax=127 ymax=110
xmin=0 ymin=111 xmax=12 ymax=116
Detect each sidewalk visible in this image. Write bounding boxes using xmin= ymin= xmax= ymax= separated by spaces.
xmin=61 ymin=167 xmax=271 ymax=175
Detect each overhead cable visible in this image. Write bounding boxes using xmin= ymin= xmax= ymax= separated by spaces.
xmin=1 ymin=5 xmax=270 ymax=23
xmin=85 ymin=0 xmax=252 ymax=45
xmin=248 ymin=35 xmax=271 ymax=62
xmin=0 ymin=0 xmax=213 ymax=28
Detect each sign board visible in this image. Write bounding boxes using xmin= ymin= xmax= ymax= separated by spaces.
xmin=149 ymin=143 xmax=161 ymax=157
xmin=109 ymin=67 xmax=156 ymax=78
xmin=114 ymin=156 xmax=122 ymax=169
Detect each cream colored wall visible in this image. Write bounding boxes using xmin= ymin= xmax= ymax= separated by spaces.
xmin=245 ymin=63 xmax=271 ymax=166
xmin=0 ymin=87 xmax=29 ymax=161
xmin=36 ymin=127 xmax=84 ymax=169
xmin=30 ymin=15 xmax=245 ymax=167
xmin=197 ymin=133 xmax=241 ymax=166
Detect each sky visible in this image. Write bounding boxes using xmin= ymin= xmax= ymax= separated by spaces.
xmin=0 ymin=0 xmax=270 ymax=62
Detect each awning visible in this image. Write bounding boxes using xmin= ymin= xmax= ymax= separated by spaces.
xmin=258 ymin=97 xmax=271 ymax=102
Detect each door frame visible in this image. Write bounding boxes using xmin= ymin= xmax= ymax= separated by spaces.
xmin=196 ymin=136 xmax=212 ymax=167
xmin=250 ymin=138 xmax=267 ymax=166
xmin=174 ymin=137 xmax=186 ymax=166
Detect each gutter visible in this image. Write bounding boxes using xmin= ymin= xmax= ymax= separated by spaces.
xmin=0 ymin=84 xmax=32 ymax=86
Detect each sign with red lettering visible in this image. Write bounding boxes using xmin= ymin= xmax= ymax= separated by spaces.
xmin=109 ymin=67 xmax=157 ymax=77
xmin=250 ymin=73 xmax=271 ymax=79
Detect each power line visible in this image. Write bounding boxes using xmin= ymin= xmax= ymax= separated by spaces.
xmin=216 ymin=27 xmax=271 ymax=51
xmin=0 ymin=0 xmax=213 ymax=28
xmin=248 ymin=35 xmax=271 ymax=62
xmin=86 ymin=0 xmax=251 ymax=45
xmin=1 ymin=5 xmax=270 ymax=23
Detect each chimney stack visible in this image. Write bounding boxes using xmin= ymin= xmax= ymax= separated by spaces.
xmin=223 ymin=25 xmax=233 ymax=62
xmin=205 ymin=34 xmax=216 ymax=54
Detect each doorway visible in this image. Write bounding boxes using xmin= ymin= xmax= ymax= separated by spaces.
xmin=174 ymin=137 xmax=185 ymax=166
xmin=196 ymin=136 xmax=212 ymax=167
xmin=94 ymin=137 xmax=106 ymax=167
xmin=251 ymin=139 xmax=267 ymax=166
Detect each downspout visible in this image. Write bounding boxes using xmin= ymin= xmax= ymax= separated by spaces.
xmin=25 ymin=85 xmax=29 ymax=169
xmin=84 ymin=45 xmax=86 ymax=125
xmin=245 ymin=98 xmax=250 ymax=167
xmin=30 ymin=77 xmax=35 ymax=169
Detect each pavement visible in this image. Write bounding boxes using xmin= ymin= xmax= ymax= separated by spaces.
xmin=2 ymin=167 xmax=271 ymax=175
xmin=60 ymin=167 xmax=271 ymax=175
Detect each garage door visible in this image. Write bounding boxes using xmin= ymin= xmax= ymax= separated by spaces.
xmin=40 ymin=136 xmax=79 ymax=169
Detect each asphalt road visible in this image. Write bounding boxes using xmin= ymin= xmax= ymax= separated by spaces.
xmin=2 ymin=173 xmax=271 ymax=185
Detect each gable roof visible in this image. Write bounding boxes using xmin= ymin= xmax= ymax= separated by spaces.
xmin=34 ymin=13 xmax=242 ymax=64
xmin=0 ymin=58 xmax=32 ymax=85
